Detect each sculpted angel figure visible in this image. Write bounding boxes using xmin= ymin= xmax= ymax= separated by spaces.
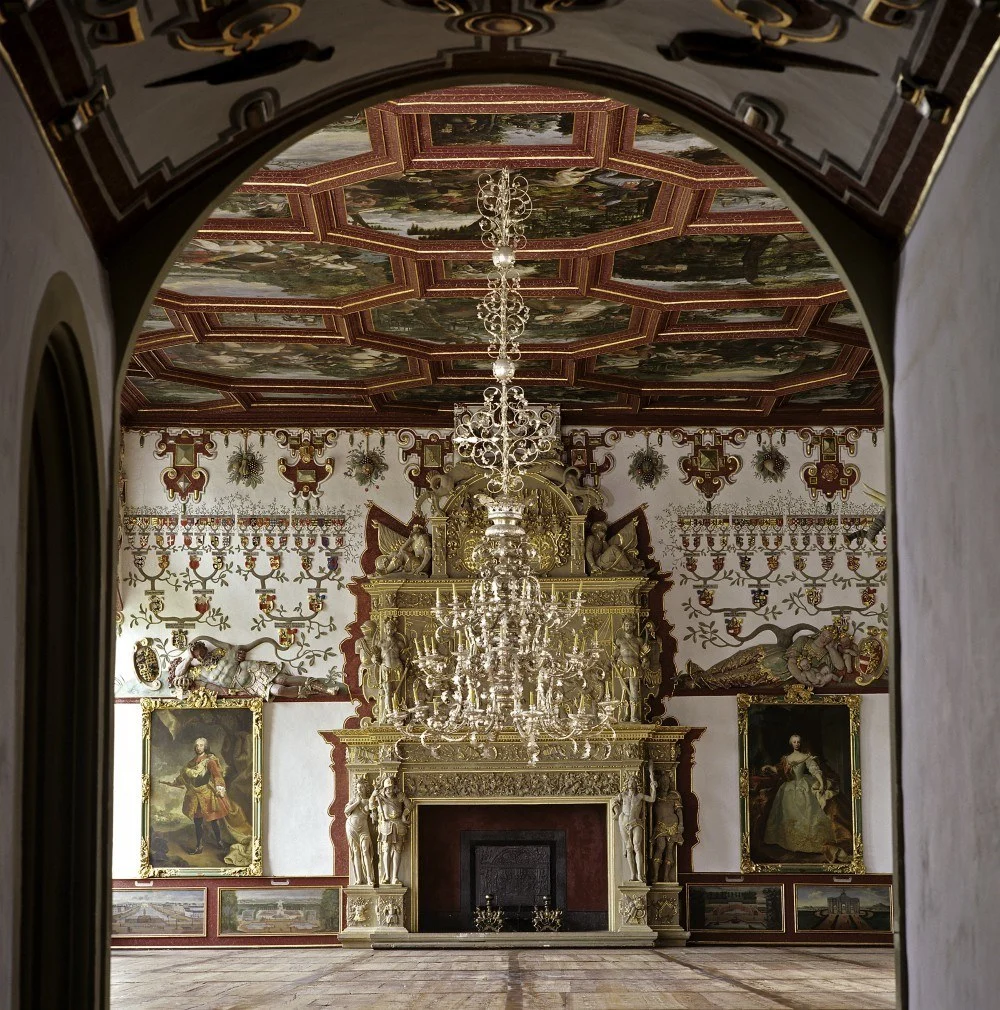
xmin=612 ymin=762 xmax=656 ymax=882
xmin=344 ymin=778 xmax=376 ymax=885
xmin=368 ymin=773 xmax=412 ymax=885
xmin=169 ymin=636 xmax=346 ymax=700
xmin=373 ymin=520 xmax=432 ymax=577
xmin=650 ymin=772 xmax=684 ymax=884
xmin=585 ymin=519 xmax=649 ymax=575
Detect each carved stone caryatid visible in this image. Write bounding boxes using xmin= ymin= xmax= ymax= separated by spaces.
xmin=344 ymin=777 xmax=376 ymax=886
xmin=612 ymin=619 xmax=661 ymax=723
xmin=368 ymin=772 xmax=412 ymax=885
xmin=650 ymin=771 xmax=684 ymax=884
xmin=612 ymin=762 xmax=656 ymax=882
xmin=585 ymin=518 xmax=649 ymax=575
xmin=375 ymin=617 xmax=408 ymax=716
xmin=373 ymin=520 xmax=432 ymax=578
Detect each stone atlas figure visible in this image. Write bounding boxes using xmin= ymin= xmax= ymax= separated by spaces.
xmin=612 ymin=762 xmax=657 ymax=882
xmin=650 ymin=772 xmax=684 ymax=884
xmin=344 ymin=778 xmax=377 ymax=886
xmin=368 ymin=773 xmax=412 ymax=886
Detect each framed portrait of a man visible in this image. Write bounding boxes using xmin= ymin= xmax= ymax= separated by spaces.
xmin=738 ymin=689 xmax=863 ymax=873
xmin=140 ymin=694 xmax=263 ymax=877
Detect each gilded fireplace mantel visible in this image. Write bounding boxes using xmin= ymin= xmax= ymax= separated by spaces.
xmin=331 ymin=723 xmax=695 ymax=947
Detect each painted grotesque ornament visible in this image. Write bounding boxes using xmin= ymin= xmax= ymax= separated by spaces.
xmin=628 ymin=435 xmax=668 ymax=489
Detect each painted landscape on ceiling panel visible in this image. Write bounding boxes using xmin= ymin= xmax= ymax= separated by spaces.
xmin=210 ymin=193 xmax=292 ymax=219
xmin=162 ymin=241 xmax=393 ymax=300
xmin=163 ymin=342 xmax=408 ymax=381
xmin=345 ymin=168 xmax=659 ymax=241
xmin=262 ymin=113 xmax=372 ymax=170
xmin=131 ymin=377 xmax=226 ymax=405
xmin=594 ymin=339 xmax=843 ymax=383
xmin=429 ymin=113 xmax=574 ymax=146
xmin=371 ymin=298 xmax=631 ymax=345
xmin=214 ymin=311 xmax=327 ymax=329
xmin=632 ymin=112 xmax=739 ymax=166
xmin=612 ymin=234 xmax=839 ymax=291
xmin=786 ymin=380 xmax=879 ymax=405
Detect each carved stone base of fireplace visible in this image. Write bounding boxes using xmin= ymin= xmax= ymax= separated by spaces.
xmin=616 ymin=882 xmax=656 ymax=941
xmin=340 ymin=884 xmax=410 ymax=947
xmin=648 ymin=884 xmax=689 ymax=946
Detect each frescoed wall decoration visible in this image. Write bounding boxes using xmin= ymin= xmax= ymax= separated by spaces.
xmin=739 ymin=691 xmax=863 ymax=873
xmin=793 ymin=883 xmax=892 ymax=933
xmin=141 ymin=695 xmax=262 ymax=877
xmin=686 ymin=883 xmax=784 ymax=932
xmin=111 ymin=888 xmax=208 ymax=938
xmin=218 ymin=887 xmax=342 ymax=936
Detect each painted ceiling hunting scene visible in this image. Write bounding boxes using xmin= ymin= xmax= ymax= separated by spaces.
xmin=124 ymin=86 xmax=881 ymax=428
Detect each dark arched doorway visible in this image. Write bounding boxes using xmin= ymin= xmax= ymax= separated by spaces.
xmin=20 ymin=325 xmax=110 ymax=1008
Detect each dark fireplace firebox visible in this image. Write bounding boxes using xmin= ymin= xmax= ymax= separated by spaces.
xmin=460 ymin=830 xmax=567 ymax=931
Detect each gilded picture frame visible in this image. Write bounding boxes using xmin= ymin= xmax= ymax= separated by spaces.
xmin=217 ymin=886 xmax=343 ymax=937
xmin=140 ymin=692 xmax=263 ymax=877
xmin=684 ymin=882 xmax=785 ymax=933
xmin=792 ymin=882 xmax=892 ymax=933
xmin=738 ymin=688 xmax=864 ymax=873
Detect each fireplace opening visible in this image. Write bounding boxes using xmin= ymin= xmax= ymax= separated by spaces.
xmin=417 ymin=804 xmax=608 ymax=932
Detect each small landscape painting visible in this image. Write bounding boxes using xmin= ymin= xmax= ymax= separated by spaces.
xmin=215 ymin=311 xmax=326 ymax=329
xmin=218 ymin=887 xmax=342 ymax=936
xmin=262 ymin=113 xmax=372 ymax=170
xmin=131 ymin=377 xmax=227 ymax=406
xmin=141 ymin=696 xmax=262 ymax=877
xmin=162 ymin=240 xmax=393 ymax=301
xmin=163 ymin=342 xmax=408 ymax=382
xmin=632 ymin=111 xmax=738 ymax=166
xmin=429 ymin=113 xmax=574 ymax=146
xmin=613 ymin=233 xmax=839 ymax=291
xmin=710 ymin=187 xmax=788 ymax=214
xmin=111 ymin=888 xmax=207 ymax=938
xmin=687 ymin=884 xmax=783 ymax=932
xmin=786 ymin=380 xmax=879 ymax=406
xmin=593 ymin=339 xmax=843 ymax=384
xmin=141 ymin=304 xmax=176 ymax=332
xmin=371 ymin=297 xmax=631 ymax=345
xmin=675 ymin=307 xmax=788 ymax=326
xmin=209 ymin=193 xmax=292 ymax=219
xmin=444 ymin=259 xmax=560 ymax=278
xmin=345 ymin=168 xmax=659 ymax=241
xmin=794 ymin=884 xmax=892 ymax=932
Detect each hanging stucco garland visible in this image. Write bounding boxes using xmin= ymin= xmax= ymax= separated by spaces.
xmin=628 ymin=433 xmax=668 ymax=489
xmin=226 ymin=431 xmax=266 ymax=489
xmin=345 ymin=431 xmax=389 ymax=490
xmin=752 ymin=431 xmax=790 ymax=483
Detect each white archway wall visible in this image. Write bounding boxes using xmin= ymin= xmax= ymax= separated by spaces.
xmin=0 ymin=80 xmax=116 ymax=1003
xmin=896 ymin=58 xmax=1000 ymax=1010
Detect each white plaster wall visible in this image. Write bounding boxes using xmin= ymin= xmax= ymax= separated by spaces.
xmin=0 ymin=80 xmax=114 ymax=1003
xmin=668 ymin=694 xmax=892 ymax=873
xmin=667 ymin=696 xmax=740 ymax=871
xmin=896 ymin=56 xmax=1000 ymax=1010
xmin=263 ymin=701 xmax=354 ymax=876
xmin=111 ymin=701 xmax=355 ymax=878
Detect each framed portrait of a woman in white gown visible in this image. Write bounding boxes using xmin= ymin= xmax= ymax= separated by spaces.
xmin=738 ymin=689 xmax=864 ymax=873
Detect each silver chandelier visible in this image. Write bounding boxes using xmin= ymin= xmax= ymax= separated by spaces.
xmin=388 ymin=169 xmax=618 ymax=762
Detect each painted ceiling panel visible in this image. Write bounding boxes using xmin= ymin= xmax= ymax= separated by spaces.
xmin=124 ymin=85 xmax=881 ymax=427
xmin=161 ymin=241 xmax=394 ymax=301
xmin=162 ymin=342 xmax=409 ymax=382
xmin=592 ymin=338 xmax=845 ymax=384
xmin=612 ymin=234 xmax=840 ymax=292
xmin=369 ymin=297 xmax=632 ymax=346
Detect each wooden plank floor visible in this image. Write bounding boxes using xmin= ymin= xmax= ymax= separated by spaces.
xmin=111 ymin=945 xmax=897 ymax=1009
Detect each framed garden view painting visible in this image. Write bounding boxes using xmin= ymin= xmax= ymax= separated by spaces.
xmin=140 ymin=694 xmax=263 ymax=877
xmin=685 ymin=883 xmax=784 ymax=933
xmin=218 ymin=887 xmax=342 ymax=937
xmin=793 ymin=883 xmax=892 ymax=933
xmin=111 ymin=888 xmax=207 ymax=938
xmin=738 ymin=689 xmax=864 ymax=873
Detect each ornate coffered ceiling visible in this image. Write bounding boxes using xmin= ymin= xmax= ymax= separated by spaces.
xmin=0 ymin=0 xmax=995 ymax=251
xmin=122 ymin=85 xmax=881 ymax=427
